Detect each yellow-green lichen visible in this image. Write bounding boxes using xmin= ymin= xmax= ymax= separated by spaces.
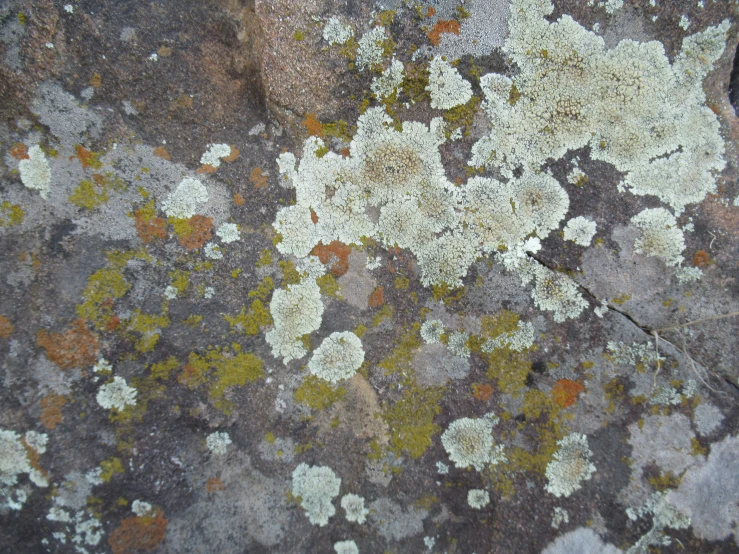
xmin=126 ymin=310 xmax=170 ymax=353
xmin=256 ymin=249 xmax=273 ymax=268
xmin=294 ymin=375 xmax=346 ymax=411
xmin=280 ymin=260 xmax=301 ymax=287
xmin=381 ymin=378 xmax=444 ymax=459
xmin=100 ymin=457 xmax=124 ymax=482
xmin=183 ymin=345 xmax=264 ymax=413
xmin=378 ymin=323 xmax=421 ymax=374
xmin=0 ymin=201 xmax=24 ymax=227
xmin=77 ymin=268 xmax=131 ymax=330
xmin=316 ymin=273 xmax=341 ymax=298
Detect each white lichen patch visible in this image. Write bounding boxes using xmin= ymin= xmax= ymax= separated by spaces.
xmin=131 ymin=500 xmax=153 ymax=516
xmin=545 ymin=433 xmax=596 ymax=498
xmin=607 ymin=340 xmax=663 ymax=367
xmin=292 ymin=463 xmax=341 ymax=526
xmin=204 ymin=243 xmax=223 ymax=260
xmin=216 ymin=222 xmax=240 ymax=243
xmin=164 ymin=285 xmax=178 ymax=300
xmin=266 ymin=280 xmax=324 ymax=363
xmin=19 ymin=145 xmax=51 ymax=198
xmin=447 ymin=331 xmax=470 ymax=358
xmin=482 ymin=321 xmax=535 ymax=352
xmin=323 ymin=17 xmax=353 ymax=46
xmin=631 ymin=208 xmax=685 ymax=266
xmin=371 ymin=58 xmax=404 ymax=99
xmin=467 ymin=489 xmax=490 ymax=509
xmin=334 ymin=540 xmax=359 ymax=554
xmin=341 ymin=493 xmax=369 ymax=524
xmin=520 ymin=260 xmax=588 ymax=322
xmin=24 ymin=431 xmax=48 ymax=454
xmin=93 ymin=358 xmax=112 ymax=374
xmin=420 ymin=319 xmax=445 ymax=344
xmin=563 ymin=216 xmax=597 ymax=246
xmin=471 ymin=0 xmax=730 ymax=213
xmin=551 ymin=506 xmax=569 ymax=529
xmin=426 ymin=56 xmax=473 ymax=110
xmin=1 ymin=429 xmax=32 ymax=487
xmin=96 ymin=377 xmax=137 ymax=411
xmin=200 ymin=144 xmax=232 ymax=168
xmin=307 ymin=331 xmax=365 ymax=383
xmin=162 ymin=177 xmax=208 ymax=219
xmin=206 ymin=431 xmax=232 ymax=455
xmin=441 ymin=415 xmax=504 ymax=471
xmin=356 ymin=26 xmax=386 ymax=71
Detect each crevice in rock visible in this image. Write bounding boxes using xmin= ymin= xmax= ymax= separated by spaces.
xmin=730 ymin=39 xmax=739 ymax=116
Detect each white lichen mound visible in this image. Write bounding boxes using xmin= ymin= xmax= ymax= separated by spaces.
xmin=131 ymin=500 xmax=153 ymax=516
xmin=467 ymin=489 xmax=490 ymax=509
xmin=482 ymin=321 xmax=535 ymax=352
xmin=420 ymin=319 xmax=445 ymax=344
xmin=631 ymin=208 xmax=685 ymax=266
xmin=471 ymin=0 xmax=730 ymax=213
xmin=24 ymin=431 xmax=48 ymax=454
xmin=563 ymin=216 xmax=597 ymax=246
xmin=441 ymin=415 xmax=504 ymax=471
xmin=545 ymin=433 xmax=596 ymax=497
xmin=520 ymin=260 xmax=588 ymax=322
xmin=266 ymin=280 xmax=324 ymax=363
xmin=19 ymin=145 xmax=51 ymax=198
xmin=0 ymin=429 xmax=32 ymax=487
xmin=96 ymin=377 xmax=137 ymax=411
xmin=216 ymin=222 xmax=240 ymax=243
xmin=292 ymin=463 xmax=341 ymax=526
xmin=341 ymin=493 xmax=369 ymax=524
xmin=323 ymin=17 xmax=353 ymax=46
xmin=371 ymin=58 xmax=404 ymax=99
xmin=426 ymin=56 xmax=473 ymax=110
xmin=334 ymin=540 xmax=359 ymax=554
xmin=307 ymin=331 xmax=365 ymax=383
xmin=200 ymin=143 xmax=232 ymax=168
xmin=161 ymin=177 xmax=208 ymax=219
xmin=206 ymin=431 xmax=232 ymax=455
xmin=356 ymin=26 xmax=386 ymax=71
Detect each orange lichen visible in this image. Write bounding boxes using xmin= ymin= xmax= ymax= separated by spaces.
xmin=108 ymin=510 xmax=168 ymax=554
xmin=310 ymin=209 xmax=319 ymax=224
xmin=135 ymin=211 xmax=167 ymax=244
xmin=250 ymin=167 xmax=269 ymax=189
xmin=233 ymin=193 xmax=246 ymax=206
xmin=0 ymin=315 xmax=13 ymax=339
xmin=206 ymin=477 xmax=225 ymax=493
xmin=10 ymin=143 xmax=29 ymax=160
xmin=472 ymin=383 xmax=494 ymax=401
xmin=426 ymin=6 xmax=436 ymax=17
xmin=223 ymin=146 xmax=239 ymax=163
xmin=89 ymin=73 xmax=102 ymax=88
xmin=368 ymin=286 xmax=385 ymax=308
xmin=72 ymin=145 xmax=103 ymax=169
xmin=693 ymin=250 xmax=710 ymax=267
xmin=36 ymin=319 xmax=99 ymax=370
xmin=427 ymin=20 xmax=461 ymax=46
xmin=177 ymin=215 xmax=213 ymax=251
xmin=153 ymin=146 xmax=171 ymax=161
xmin=310 ymin=241 xmax=351 ymax=277
xmin=196 ymin=164 xmax=218 ymax=174
xmin=551 ymin=379 xmax=586 ymax=408
xmin=40 ymin=393 xmax=67 ymax=430
xmin=302 ymin=113 xmax=323 ymax=137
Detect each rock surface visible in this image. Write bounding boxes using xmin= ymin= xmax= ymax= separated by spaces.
xmin=1 ymin=0 xmax=739 ymax=552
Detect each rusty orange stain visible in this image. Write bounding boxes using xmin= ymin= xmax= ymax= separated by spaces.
xmin=428 ymin=20 xmax=461 ymax=46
